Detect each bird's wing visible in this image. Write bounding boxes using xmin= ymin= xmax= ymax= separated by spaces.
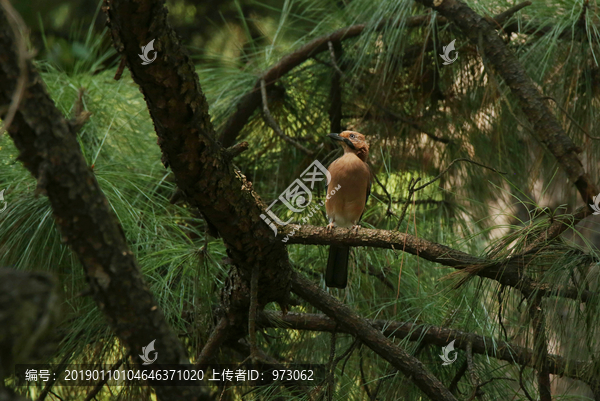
xmin=325 ymin=158 xmax=337 ymax=197
xmin=358 ymin=163 xmax=372 ymax=223
xmin=366 ymin=163 xmax=372 ymax=205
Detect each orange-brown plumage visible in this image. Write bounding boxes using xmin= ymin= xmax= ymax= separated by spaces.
xmin=325 ymin=131 xmax=371 ymax=288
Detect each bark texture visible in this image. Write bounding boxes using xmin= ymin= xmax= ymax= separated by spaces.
xmin=0 ymin=8 xmax=204 ymax=401
xmin=103 ymin=0 xmax=292 ymax=317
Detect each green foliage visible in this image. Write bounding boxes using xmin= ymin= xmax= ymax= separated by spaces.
xmin=35 ymin=1 xmax=116 ymax=76
xmin=2 ymin=0 xmax=600 ymax=399
xmin=0 ymin=65 xmax=226 ymax=399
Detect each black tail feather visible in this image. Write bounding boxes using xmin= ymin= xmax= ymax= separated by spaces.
xmin=326 ymin=245 xmax=349 ymax=288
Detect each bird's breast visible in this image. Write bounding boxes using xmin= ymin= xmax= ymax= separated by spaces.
xmin=325 ymin=154 xmax=370 ymax=227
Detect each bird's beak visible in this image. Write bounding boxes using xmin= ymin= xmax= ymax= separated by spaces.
xmin=328 ymin=133 xmax=356 ymax=150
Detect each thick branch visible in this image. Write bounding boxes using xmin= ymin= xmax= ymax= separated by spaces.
xmin=0 ymin=7 xmax=199 ymax=401
xmin=103 ymin=0 xmax=292 ymax=315
xmin=290 ymin=272 xmax=458 ymax=401
xmin=282 ymin=225 xmax=596 ymax=302
xmin=258 ymin=311 xmax=596 ymax=386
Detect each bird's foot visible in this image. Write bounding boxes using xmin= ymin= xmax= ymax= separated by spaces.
xmin=326 ymin=222 xmax=335 ymax=231
xmin=351 ymin=224 xmax=361 ymax=233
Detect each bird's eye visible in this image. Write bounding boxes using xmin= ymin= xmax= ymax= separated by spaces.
xmin=349 ymin=134 xmax=355 ymax=139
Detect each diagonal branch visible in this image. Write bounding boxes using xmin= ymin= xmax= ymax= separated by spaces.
xmin=219 ymin=20 xmax=414 ymax=147
xmin=196 ymin=317 xmax=231 ymax=366
xmin=103 ymin=0 xmax=293 ymax=316
xmin=218 ymin=2 xmax=537 ymax=148
xmin=0 ymin=6 xmax=203 ymax=401
xmin=290 ymin=271 xmax=458 ymax=401
xmin=414 ymin=0 xmax=599 ymax=211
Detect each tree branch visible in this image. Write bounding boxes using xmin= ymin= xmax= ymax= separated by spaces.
xmin=218 ymin=2 xmax=539 ymax=148
xmin=0 ymin=0 xmax=29 ymax=137
xmin=103 ymin=0 xmax=293 ymax=319
xmin=413 ymin=0 xmax=599 ymax=209
xmin=257 ymin=311 xmax=597 ymax=386
xmin=449 ymin=361 xmax=469 ymax=394
xmin=465 ymin=338 xmax=484 ymax=400
xmin=281 ymin=224 xmax=597 ymax=302
xmin=0 ymin=6 xmax=201 ymax=401
xmin=218 ymin=20 xmax=406 ymax=147
xmin=493 ymin=1 xmax=532 ymax=24
xmin=196 ymin=317 xmax=231 ymax=366
xmin=223 ymin=141 xmax=249 ymax=159
xmin=260 ymin=78 xmax=314 ymax=155
xmin=290 ymin=272 xmax=458 ymax=401
xmin=529 ymin=296 xmax=552 ymax=401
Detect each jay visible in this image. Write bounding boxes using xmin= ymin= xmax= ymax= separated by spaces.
xmin=325 ymin=131 xmax=371 ymax=288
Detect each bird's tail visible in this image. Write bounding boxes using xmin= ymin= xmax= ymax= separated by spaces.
xmin=326 ymin=245 xmax=349 ymax=288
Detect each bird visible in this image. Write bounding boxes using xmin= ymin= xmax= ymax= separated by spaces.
xmin=325 ymin=131 xmax=371 ymax=288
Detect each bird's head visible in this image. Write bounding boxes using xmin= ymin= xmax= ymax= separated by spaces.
xmin=328 ymin=131 xmax=369 ymax=161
